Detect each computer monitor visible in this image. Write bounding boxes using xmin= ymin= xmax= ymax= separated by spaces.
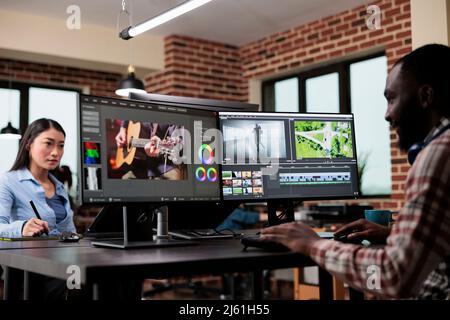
xmin=78 ymin=94 xmax=220 ymax=204
xmin=218 ymin=112 xmax=360 ymax=202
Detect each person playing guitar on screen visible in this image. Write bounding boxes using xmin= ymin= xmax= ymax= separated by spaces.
xmin=115 ymin=120 xmax=186 ymax=180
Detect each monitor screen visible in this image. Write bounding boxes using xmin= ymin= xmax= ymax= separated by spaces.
xmin=218 ymin=112 xmax=360 ymax=201
xmin=78 ymin=94 xmax=220 ymax=203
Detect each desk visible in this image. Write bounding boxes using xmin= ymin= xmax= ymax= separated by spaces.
xmin=0 ymin=240 xmax=92 ymax=299
xmin=0 ymin=239 xmax=334 ymax=300
xmin=0 ymin=239 xmax=91 ymax=250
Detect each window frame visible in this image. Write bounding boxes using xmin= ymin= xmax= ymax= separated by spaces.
xmin=261 ymin=51 xmax=390 ymax=198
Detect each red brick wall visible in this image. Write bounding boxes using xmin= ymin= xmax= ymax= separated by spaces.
xmin=238 ymin=0 xmax=411 ymax=210
xmin=145 ymin=35 xmax=248 ymax=102
xmin=240 ymin=0 xmax=411 ymax=78
xmin=0 ymin=58 xmax=122 ymax=98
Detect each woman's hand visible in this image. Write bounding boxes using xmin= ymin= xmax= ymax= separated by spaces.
xmin=334 ymin=219 xmax=390 ymax=244
xmin=260 ymin=222 xmax=321 ymax=255
xmin=22 ymin=218 xmax=50 ymax=237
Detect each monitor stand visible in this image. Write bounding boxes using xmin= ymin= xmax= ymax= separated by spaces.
xmin=91 ymin=205 xmax=195 ymax=249
xmin=267 ymin=200 xmax=296 ymax=226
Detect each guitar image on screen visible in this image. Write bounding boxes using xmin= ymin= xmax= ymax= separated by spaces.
xmin=115 ymin=121 xmax=182 ymax=169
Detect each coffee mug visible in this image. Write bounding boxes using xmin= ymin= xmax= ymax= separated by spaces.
xmin=364 ymin=209 xmax=392 ymax=226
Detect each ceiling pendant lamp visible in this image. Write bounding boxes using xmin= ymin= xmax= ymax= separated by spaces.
xmin=0 ymin=122 xmax=21 ymax=140
xmin=115 ymin=65 xmax=146 ymax=97
xmin=0 ymin=61 xmax=21 ymax=140
xmin=115 ymin=1 xmax=146 ymax=97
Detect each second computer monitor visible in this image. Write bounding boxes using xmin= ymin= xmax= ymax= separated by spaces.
xmin=219 ymin=112 xmax=360 ymax=201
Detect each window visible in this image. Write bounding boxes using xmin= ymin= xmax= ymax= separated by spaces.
xmin=262 ymin=53 xmax=391 ymax=196
xmin=305 ymin=73 xmax=339 ymax=113
xmin=274 ymin=78 xmax=299 ymax=112
xmin=350 ymin=56 xmax=391 ymax=195
xmin=0 ymin=88 xmax=20 ymax=173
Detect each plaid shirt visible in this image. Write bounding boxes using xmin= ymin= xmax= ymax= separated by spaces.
xmin=310 ymin=118 xmax=450 ymax=299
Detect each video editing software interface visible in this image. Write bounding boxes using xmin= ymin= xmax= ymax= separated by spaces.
xmin=219 ymin=112 xmax=359 ymax=201
xmin=79 ymin=95 xmax=220 ymax=203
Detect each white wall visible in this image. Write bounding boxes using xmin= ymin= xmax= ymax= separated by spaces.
xmin=411 ymin=0 xmax=450 ymax=48
xmin=0 ymin=9 xmax=165 ymax=78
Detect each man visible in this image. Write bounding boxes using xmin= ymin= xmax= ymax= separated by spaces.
xmin=261 ymin=44 xmax=450 ymax=299
xmin=115 ymin=121 xmax=185 ymax=180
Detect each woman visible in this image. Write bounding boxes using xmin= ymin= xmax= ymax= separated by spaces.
xmin=0 ymin=118 xmax=142 ymax=300
xmin=0 ymin=119 xmax=77 ymax=300
xmin=0 ymin=118 xmax=76 ymax=238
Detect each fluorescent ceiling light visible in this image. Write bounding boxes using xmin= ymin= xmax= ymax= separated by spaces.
xmin=120 ymin=0 xmax=213 ymax=40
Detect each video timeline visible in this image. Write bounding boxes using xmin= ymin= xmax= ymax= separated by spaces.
xmin=279 ymin=172 xmax=351 ymax=185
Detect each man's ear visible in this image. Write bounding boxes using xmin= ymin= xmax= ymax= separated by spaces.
xmin=418 ymin=85 xmax=434 ymax=109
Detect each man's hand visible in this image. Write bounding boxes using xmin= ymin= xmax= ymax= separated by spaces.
xmin=22 ymin=218 xmax=50 ymax=237
xmin=260 ymin=222 xmax=321 ymax=255
xmin=144 ymin=136 xmax=161 ymax=157
xmin=115 ymin=127 xmax=127 ymax=147
xmin=334 ymin=219 xmax=390 ymax=244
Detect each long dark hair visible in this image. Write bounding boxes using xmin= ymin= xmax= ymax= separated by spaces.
xmin=10 ymin=118 xmax=66 ymax=171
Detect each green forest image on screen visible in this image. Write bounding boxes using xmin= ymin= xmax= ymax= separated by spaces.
xmin=294 ymin=121 xmax=353 ymax=159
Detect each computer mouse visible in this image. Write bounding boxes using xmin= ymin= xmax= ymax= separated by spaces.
xmin=333 ymin=234 xmax=362 ymax=244
xmin=58 ymin=232 xmax=81 ymax=243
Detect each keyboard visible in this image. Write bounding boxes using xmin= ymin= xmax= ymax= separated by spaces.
xmin=168 ymin=229 xmax=236 ymax=240
xmin=240 ymin=229 xmax=335 ymax=252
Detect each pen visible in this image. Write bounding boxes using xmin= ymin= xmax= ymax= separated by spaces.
xmin=29 ymin=200 xmax=49 ymax=236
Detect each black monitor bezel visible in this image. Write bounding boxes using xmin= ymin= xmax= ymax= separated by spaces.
xmin=217 ymin=110 xmax=360 ymax=202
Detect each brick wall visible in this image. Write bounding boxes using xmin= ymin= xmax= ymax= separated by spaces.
xmin=240 ymin=0 xmax=411 ymax=78
xmin=145 ymin=35 xmax=248 ymax=102
xmin=0 ymin=58 xmax=122 ymax=98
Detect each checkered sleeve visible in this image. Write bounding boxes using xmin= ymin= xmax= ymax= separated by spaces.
xmin=309 ymin=133 xmax=450 ymax=298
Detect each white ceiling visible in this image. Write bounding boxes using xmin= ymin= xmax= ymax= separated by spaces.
xmin=0 ymin=0 xmax=373 ymax=46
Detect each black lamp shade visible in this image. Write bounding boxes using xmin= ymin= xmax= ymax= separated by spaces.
xmin=115 ymin=72 xmax=146 ymax=97
xmin=1 ymin=122 xmax=20 ymax=134
xmin=0 ymin=122 xmax=21 ymax=139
